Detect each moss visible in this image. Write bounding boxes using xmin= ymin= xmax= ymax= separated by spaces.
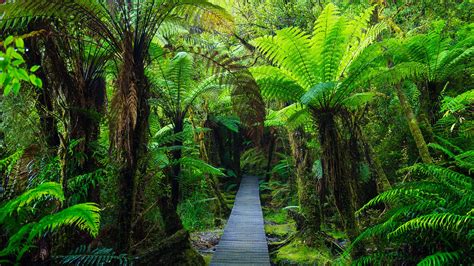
xmin=265 ymin=223 xmax=295 ymax=238
xmin=264 ymin=209 xmax=288 ymax=224
xmin=274 ymin=238 xmax=333 ymax=265
xmin=203 ymin=254 xmax=212 ymax=265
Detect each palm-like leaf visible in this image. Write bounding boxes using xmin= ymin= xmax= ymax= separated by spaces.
xmin=251 ymin=3 xmax=385 ymax=113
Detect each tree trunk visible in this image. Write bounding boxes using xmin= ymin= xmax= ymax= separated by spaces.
xmin=395 ymin=84 xmax=433 ymax=164
xmin=171 ymin=119 xmax=183 ymax=209
xmin=24 ymin=37 xmax=60 ymax=149
xmin=264 ymin=129 xmax=276 ymax=182
xmin=287 ymin=127 xmax=321 ymax=242
xmin=316 ymin=112 xmax=358 ymax=239
xmin=359 ymin=129 xmax=392 ymax=192
xmin=112 ymin=33 xmax=150 ymax=253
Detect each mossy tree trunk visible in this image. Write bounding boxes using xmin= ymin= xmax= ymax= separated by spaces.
xmin=395 ymin=84 xmax=433 ymax=164
xmin=288 ymin=127 xmax=321 ymax=241
xmin=316 ymin=111 xmax=358 ymax=239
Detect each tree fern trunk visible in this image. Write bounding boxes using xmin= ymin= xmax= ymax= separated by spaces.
xmin=288 ymin=127 xmax=321 ymax=242
xmin=171 ymin=119 xmax=183 ymax=209
xmin=395 ymin=84 xmax=433 ymax=164
xmin=112 ymin=34 xmax=150 ymax=253
xmin=317 ymin=112 xmax=358 ymax=239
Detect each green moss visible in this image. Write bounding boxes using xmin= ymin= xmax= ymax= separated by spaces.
xmin=265 ymin=223 xmax=295 ymax=238
xmin=274 ymin=239 xmax=333 ymax=265
xmin=203 ymin=254 xmax=212 ymax=266
xmin=264 ymin=209 xmax=288 ymax=224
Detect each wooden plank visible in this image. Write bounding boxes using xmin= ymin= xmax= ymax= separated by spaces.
xmin=210 ymin=175 xmax=270 ymax=266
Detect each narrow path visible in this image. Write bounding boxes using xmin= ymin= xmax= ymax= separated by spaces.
xmin=210 ymin=175 xmax=271 ymax=266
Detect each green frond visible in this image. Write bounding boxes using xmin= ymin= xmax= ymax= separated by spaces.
xmin=251 ymin=66 xmax=306 ymax=102
xmin=374 ymin=62 xmax=428 ymax=86
xmin=180 ymin=157 xmax=224 ymax=176
xmin=0 ymin=182 xmax=65 ymax=223
xmin=155 ymin=21 xmax=189 ymax=46
xmin=417 ymin=251 xmax=462 ymax=266
xmin=428 ymin=143 xmax=456 ymax=159
xmin=440 ymin=89 xmax=474 ymax=114
xmin=338 ymin=22 xmax=387 ymax=78
xmin=411 ymin=164 xmax=473 ymax=191
xmin=356 ymin=188 xmax=438 ymax=215
xmin=29 ymin=203 xmax=101 ymax=241
xmin=56 ymin=245 xmax=132 ymax=266
xmin=253 ymin=27 xmax=317 ymax=89
xmin=350 ymin=220 xmax=398 ymax=248
xmin=183 ymin=74 xmax=230 ymax=109
xmin=0 ymin=224 xmax=33 ymax=257
xmin=438 ymin=46 xmax=474 ymax=81
xmin=454 ymin=150 xmax=474 ymax=172
xmin=341 ymin=92 xmax=382 ymax=110
xmin=388 ymin=213 xmax=473 ymax=239
xmin=265 ymin=104 xmax=309 ymax=130
xmin=300 ymin=82 xmax=337 ymax=107
xmin=352 ymin=252 xmax=397 ymax=266
xmin=167 ymin=52 xmax=194 ymax=104
xmin=310 ymin=3 xmax=341 ymax=62
xmin=210 ymin=115 xmax=240 ymax=133
xmin=319 ymin=17 xmax=347 ymax=82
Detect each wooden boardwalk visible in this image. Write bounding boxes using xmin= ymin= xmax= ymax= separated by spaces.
xmin=210 ymin=175 xmax=271 ymax=266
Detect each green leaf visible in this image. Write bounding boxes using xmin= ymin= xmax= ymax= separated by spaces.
xmin=15 ymin=38 xmax=24 ymax=49
xmin=30 ymin=65 xmax=40 ymax=72
xmin=18 ymin=68 xmax=29 ymax=81
xmin=4 ymin=83 xmax=12 ymax=95
xmin=0 ymin=72 xmax=6 ymax=86
xmin=4 ymin=36 xmax=14 ymax=47
xmin=30 ymin=75 xmax=43 ymax=88
xmin=11 ymin=82 xmax=20 ymax=94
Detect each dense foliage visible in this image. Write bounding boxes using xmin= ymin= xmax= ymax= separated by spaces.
xmin=0 ymin=0 xmax=472 ymax=265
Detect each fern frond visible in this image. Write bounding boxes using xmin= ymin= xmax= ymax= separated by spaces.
xmin=180 ymin=157 xmax=224 ymax=176
xmin=356 ymin=188 xmax=438 ymax=215
xmin=417 ymin=251 xmax=462 ymax=266
xmin=253 ymin=27 xmax=317 ymax=89
xmin=56 ymin=245 xmax=132 ymax=266
xmin=29 ymin=203 xmax=101 ymax=241
xmin=341 ymin=91 xmax=382 ymax=109
xmin=388 ymin=213 xmax=473 ymax=239
xmin=0 ymin=182 xmax=64 ymax=223
xmin=411 ymin=164 xmax=473 ymax=191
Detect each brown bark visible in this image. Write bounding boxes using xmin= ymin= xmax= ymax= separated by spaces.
xmin=111 ymin=32 xmax=150 ymax=253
